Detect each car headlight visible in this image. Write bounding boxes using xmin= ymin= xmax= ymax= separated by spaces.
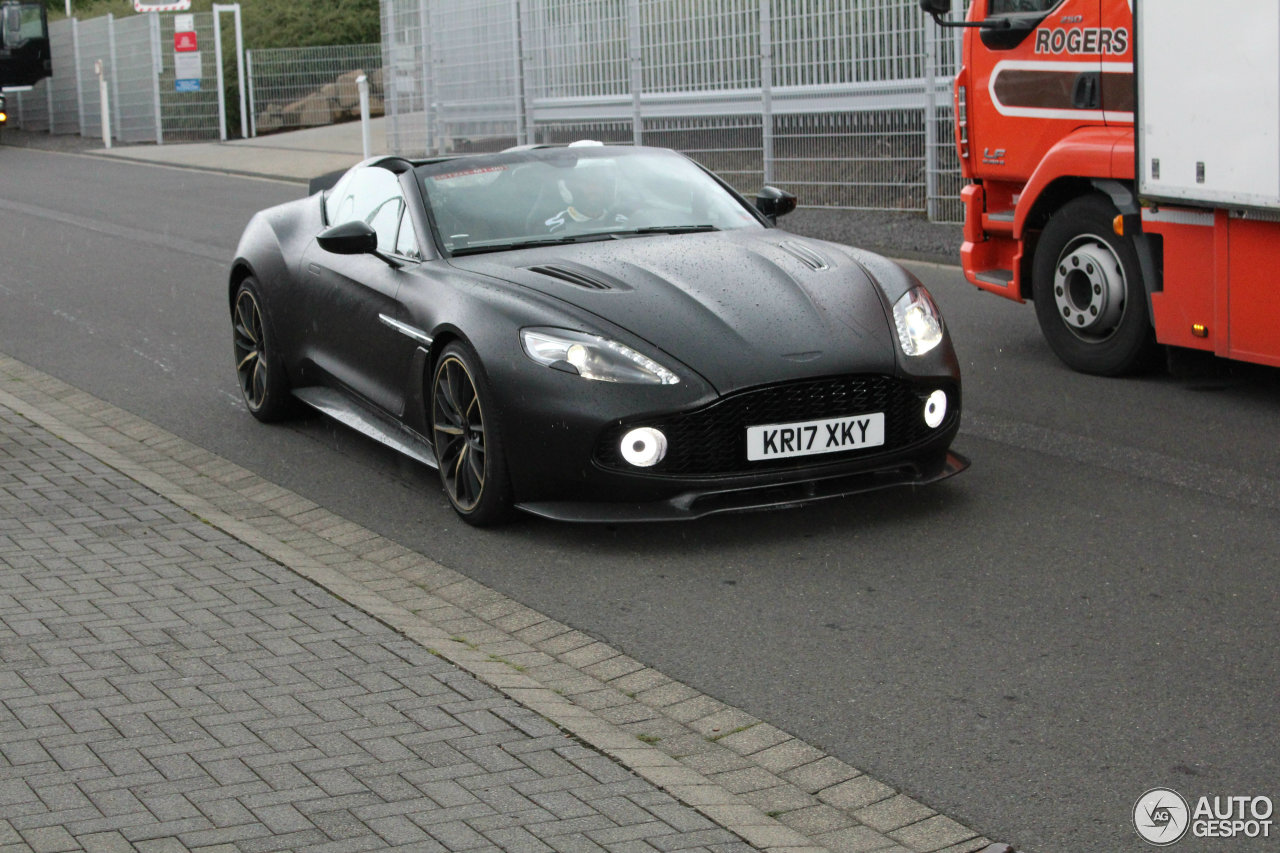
xmin=521 ymin=328 xmax=680 ymax=385
xmin=892 ymin=287 xmax=944 ymax=357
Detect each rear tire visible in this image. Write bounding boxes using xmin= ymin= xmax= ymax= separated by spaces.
xmin=232 ymin=278 xmax=297 ymax=422
xmin=1032 ymin=194 xmax=1157 ymax=375
xmin=430 ymin=342 xmax=513 ymax=527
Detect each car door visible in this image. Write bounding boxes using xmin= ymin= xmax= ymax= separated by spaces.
xmin=301 ymin=165 xmax=423 ymax=417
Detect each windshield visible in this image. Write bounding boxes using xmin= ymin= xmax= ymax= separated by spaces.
xmin=417 ymin=146 xmax=764 ymax=255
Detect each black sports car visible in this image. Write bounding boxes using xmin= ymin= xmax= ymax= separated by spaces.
xmin=229 ymin=142 xmax=967 ymax=525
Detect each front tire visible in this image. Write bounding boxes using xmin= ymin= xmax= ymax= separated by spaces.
xmin=1032 ymin=194 xmax=1157 ymax=375
xmin=430 ymin=342 xmax=513 ymax=526
xmin=232 ymin=278 xmax=297 ymax=422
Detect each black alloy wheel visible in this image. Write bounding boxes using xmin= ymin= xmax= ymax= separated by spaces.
xmin=232 ymin=279 xmax=295 ymax=422
xmin=430 ymin=343 xmax=512 ymax=526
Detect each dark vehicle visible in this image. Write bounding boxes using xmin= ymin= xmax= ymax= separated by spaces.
xmin=0 ymin=1 xmax=50 ymax=88
xmin=229 ymin=143 xmax=967 ymax=525
xmin=0 ymin=1 xmax=51 ymax=138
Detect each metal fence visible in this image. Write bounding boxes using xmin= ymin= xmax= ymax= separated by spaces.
xmin=245 ymin=43 xmax=383 ymax=138
xmin=380 ymin=0 xmax=964 ymax=221
xmin=10 ymin=3 xmax=966 ymax=221
xmin=10 ymin=12 xmax=231 ymax=144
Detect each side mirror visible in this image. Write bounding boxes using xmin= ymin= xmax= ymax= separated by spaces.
xmin=318 ymin=220 xmax=378 ymax=255
xmin=2 ymin=7 xmax=22 ymax=49
xmin=755 ymin=186 xmax=797 ymax=223
xmin=921 ymin=0 xmax=1010 ymax=31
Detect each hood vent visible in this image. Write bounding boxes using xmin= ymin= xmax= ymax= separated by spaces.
xmin=779 ymin=240 xmax=831 ymax=271
xmin=527 ymin=264 xmax=614 ymax=291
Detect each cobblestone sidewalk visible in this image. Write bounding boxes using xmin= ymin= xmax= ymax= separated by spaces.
xmin=0 ymin=355 xmax=1003 ymax=853
xmin=0 ymin=402 xmax=750 ymax=853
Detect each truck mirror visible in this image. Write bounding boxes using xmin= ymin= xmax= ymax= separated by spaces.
xmin=2 ymin=6 xmax=21 ymax=48
xmin=919 ymin=0 xmax=951 ymax=15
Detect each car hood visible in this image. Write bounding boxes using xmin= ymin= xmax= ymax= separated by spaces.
xmin=448 ymin=230 xmax=900 ymax=393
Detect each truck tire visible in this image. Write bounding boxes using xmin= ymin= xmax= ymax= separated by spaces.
xmin=1032 ymin=194 xmax=1157 ymax=375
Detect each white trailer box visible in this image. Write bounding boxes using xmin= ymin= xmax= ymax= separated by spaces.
xmin=1136 ymin=0 xmax=1280 ymax=210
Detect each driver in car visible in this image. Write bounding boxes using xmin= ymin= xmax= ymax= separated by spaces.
xmin=544 ymin=163 xmax=630 ymax=232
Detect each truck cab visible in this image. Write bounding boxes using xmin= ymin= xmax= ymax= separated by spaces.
xmin=925 ymin=0 xmax=1158 ymax=375
xmin=0 ymin=1 xmax=51 ymax=90
xmin=927 ymin=0 xmax=1280 ymax=374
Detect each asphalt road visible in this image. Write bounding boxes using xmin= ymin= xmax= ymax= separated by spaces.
xmin=2 ymin=146 xmax=1277 ymax=853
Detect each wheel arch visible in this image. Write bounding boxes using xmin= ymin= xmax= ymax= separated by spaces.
xmin=421 ymin=326 xmax=467 ymax=394
xmin=1013 ymin=126 xmax=1134 ymax=239
xmin=404 ymin=325 xmax=469 ymax=439
xmin=1011 ymin=126 xmax=1138 ymax=299
xmin=1018 ymin=177 xmax=1159 ymax=313
xmin=228 ymin=260 xmax=256 ymax=310
xmin=227 ymin=209 xmax=295 ymax=311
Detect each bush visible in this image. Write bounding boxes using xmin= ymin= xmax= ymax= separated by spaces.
xmin=48 ymin=0 xmax=380 ymax=50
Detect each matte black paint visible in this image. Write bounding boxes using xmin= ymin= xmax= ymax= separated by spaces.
xmin=229 ymin=147 xmax=967 ymax=520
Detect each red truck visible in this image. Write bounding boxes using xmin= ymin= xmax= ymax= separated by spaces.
xmin=923 ymin=0 xmax=1280 ymax=375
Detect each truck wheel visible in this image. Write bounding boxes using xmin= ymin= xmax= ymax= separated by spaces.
xmin=1032 ymin=194 xmax=1157 ymax=375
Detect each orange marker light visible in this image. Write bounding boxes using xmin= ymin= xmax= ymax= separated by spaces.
xmin=1192 ymin=324 xmax=1209 ymax=338
xmin=1112 ymin=214 xmax=1124 ymax=236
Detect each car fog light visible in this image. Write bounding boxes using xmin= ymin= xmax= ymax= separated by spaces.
xmin=924 ymin=390 xmax=948 ymax=429
xmin=621 ymin=427 xmax=667 ymax=467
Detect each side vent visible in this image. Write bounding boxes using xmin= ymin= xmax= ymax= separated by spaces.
xmin=526 ymin=264 xmax=614 ymax=291
xmin=779 ymin=240 xmax=831 ymax=271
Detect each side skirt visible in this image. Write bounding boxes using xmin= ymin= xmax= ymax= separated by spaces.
xmin=292 ymin=386 xmax=438 ymax=470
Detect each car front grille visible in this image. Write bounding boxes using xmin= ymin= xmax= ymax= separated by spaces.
xmin=594 ymin=374 xmax=958 ymax=477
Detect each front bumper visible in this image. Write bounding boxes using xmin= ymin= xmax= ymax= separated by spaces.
xmin=498 ymin=368 xmax=965 ymax=515
xmin=516 ymin=448 xmax=969 ymax=522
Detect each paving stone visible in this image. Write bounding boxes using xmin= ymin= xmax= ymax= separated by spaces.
xmin=75 ymin=831 xmax=135 ymax=853
xmin=775 ymin=803 xmax=854 ymax=835
xmin=748 ymin=739 xmax=828 ymax=775
xmin=814 ymin=823 xmax=900 ymax=853
xmin=781 ymin=757 xmax=861 ymax=794
xmin=738 ymin=784 xmax=819 ymax=816
xmin=888 ymin=815 xmax=978 ymax=852
xmin=19 ymin=825 xmax=77 ymax=853
xmin=709 ymin=767 xmax=784 ymax=795
xmin=855 ymin=794 xmax=935 ymax=833
xmin=544 ymin=832 xmax=609 ymax=853
xmin=818 ymin=775 xmax=897 ymax=811
xmin=711 ymin=723 xmax=791 ymax=756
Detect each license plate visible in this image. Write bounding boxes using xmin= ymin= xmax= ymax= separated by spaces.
xmin=746 ymin=413 xmax=885 ymax=461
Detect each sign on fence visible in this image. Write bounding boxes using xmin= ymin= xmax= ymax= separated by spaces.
xmin=174 ymin=13 xmax=200 ymax=91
